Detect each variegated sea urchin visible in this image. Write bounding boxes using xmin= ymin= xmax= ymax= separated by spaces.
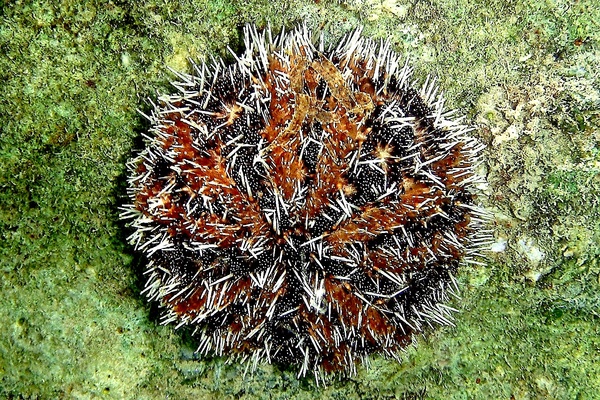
xmin=121 ymin=25 xmax=489 ymax=381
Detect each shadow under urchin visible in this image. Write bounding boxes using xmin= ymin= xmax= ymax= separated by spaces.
xmin=120 ymin=24 xmax=490 ymax=383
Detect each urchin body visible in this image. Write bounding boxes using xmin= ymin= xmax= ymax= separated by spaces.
xmin=122 ymin=25 xmax=488 ymax=380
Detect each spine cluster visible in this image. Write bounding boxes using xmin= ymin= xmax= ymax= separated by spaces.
xmin=122 ymin=25 xmax=489 ymax=381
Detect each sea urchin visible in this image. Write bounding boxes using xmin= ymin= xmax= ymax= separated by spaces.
xmin=121 ymin=25 xmax=489 ymax=380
